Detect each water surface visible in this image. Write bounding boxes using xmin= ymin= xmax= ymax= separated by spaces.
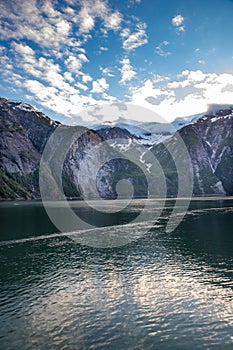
xmin=0 ymin=198 xmax=233 ymax=349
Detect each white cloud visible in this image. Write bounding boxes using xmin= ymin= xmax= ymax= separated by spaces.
xmin=78 ymin=7 xmax=95 ymax=33
xmin=172 ymin=14 xmax=185 ymax=33
xmin=121 ymin=28 xmax=130 ymax=38
xmin=155 ymin=41 xmax=171 ymax=57
xmin=82 ymin=73 xmax=93 ymax=83
xmin=11 ymin=43 xmax=36 ymax=71
xmin=24 ymin=80 xmax=58 ymax=101
xmin=10 ymin=43 xmax=41 ymax=77
xmin=104 ymin=11 xmax=122 ymax=31
xmin=186 ymin=70 xmax=206 ymax=82
xmin=76 ymin=0 xmax=122 ymax=34
xmin=128 ymin=70 xmax=233 ymax=121
xmin=65 ymin=54 xmax=89 ymax=73
xmin=0 ymin=1 xmax=72 ymax=49
xmin=5 ymin=61 xmax=233 ymax=124
xmin=91 ymin=77 xmax=109 ymax=93
xmin=99 ymin=46 xmax=108 ymax=51
xmin=176 ymin=25 xmax=185 ymax=32
xmin=101 ymin=92 xmax=117 ymax=102
xmin=0 ymin=52 xmax=13 ymax=73
xmin=45 ymin=70 xmax=76 ymax=92
xmin=172 ymin=15 xmax=184 ymax=26
xmin=8 ymin=50 xmax=85 ymax=99
xmin=56 ymin=19 xmax=71 ymax=36
xmin=42 ymin=1 xmax=60 ymax=18
xmin=79 ymin=53 xmax=89 ymax=62
xmin=198 ymin=60 xmax=206 ymax=65
xmin=64 ymin=71 xmax=74 ymax=83
xmin=177 ymin=70 xmax=189 ymax=78
xmin=100 ymin=67 xmax=115 ymax=77
xmin=121 ymin=23 xmax=148 ymax=50
xmin=76 ymin=82 xmax=89 ymax=91
xmin=0 ymin=0 xmax=123 ymax=53
xmin=119 ymin=58 xmax=136 ymax=84
xmin=23 ymin=78 xmax=102 ymax=119
xmin=12 ymin=42 xmax=35 ymax=58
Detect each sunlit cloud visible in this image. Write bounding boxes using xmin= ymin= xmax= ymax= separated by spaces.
xmin=82 ymin=73 xmax=93 ymax=83
xmin=65 ymin=54 xmax=89 ymax=74
xmin=76 ymin=0 xmax=122 ymax=34
xmin=0 ymin=0 xmax=232 ymax=124
xmin=121 ymin=22 xmax=148 ymax=50
xmin=104 ymin=11 xmax=122 ymax=31
xmin=129 ymin=70 xmax=233 ymax=121
xmin=172 ymin=14 xmax=185 ymax=33
xmin=100 ymin=67 xmax=115 ymax=77
xmin=172 ymin=14 xmax=184 ymax=26
xmin=119 ymin=57 xmax=136 ymax=84
xmin=91 ymin=77 xmax=109 ymax=93
xmin=155 ymin=41 xmax=171 ymax=57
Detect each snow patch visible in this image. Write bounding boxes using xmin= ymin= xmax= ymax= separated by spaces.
xmin=13 ymin=102 xmax=39 ymax=113
xmin=213 ymin=181 xmax=226 ymax=194
xmin=211 ymin=117 xmax=218 ymax=123
xmin=139 ymin=150 xmax=152 ymax=173
xmin=108 ymin=139 xmax=132 ymax=152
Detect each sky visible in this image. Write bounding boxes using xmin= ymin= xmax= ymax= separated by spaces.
xmin=0 ymin=0 xmax=233 ymax=124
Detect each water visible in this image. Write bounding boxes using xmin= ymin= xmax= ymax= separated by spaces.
xmin=0 ymin=198 xmax=233 ymax=349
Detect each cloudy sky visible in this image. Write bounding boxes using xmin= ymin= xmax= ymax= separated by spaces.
xmin=0 ymin=0 xmax=233 ymax=124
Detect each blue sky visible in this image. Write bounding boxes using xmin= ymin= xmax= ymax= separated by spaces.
xmin=0 ymin=0 xmax=233 ymax=124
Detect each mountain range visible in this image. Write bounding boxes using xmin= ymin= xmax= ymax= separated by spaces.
xmin=0 ymin=97 xmax=232 ymax=199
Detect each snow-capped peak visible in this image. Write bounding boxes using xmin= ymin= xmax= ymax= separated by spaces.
xmin=13 ymin=101 xmax=39 ymax=113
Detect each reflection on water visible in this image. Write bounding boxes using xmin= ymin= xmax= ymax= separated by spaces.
xmin=0 ymin=198 xmax=233 ymax=349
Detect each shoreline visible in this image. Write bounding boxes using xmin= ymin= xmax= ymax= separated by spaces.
xmin=1 ymin=195 xmax=233 ymax=203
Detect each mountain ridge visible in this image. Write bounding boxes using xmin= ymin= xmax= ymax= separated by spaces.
xmin=0 ymin=96 xmax=232 ymax=199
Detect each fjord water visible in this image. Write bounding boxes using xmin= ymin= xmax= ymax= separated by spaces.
xmin=0 ymin=199 xmax=233 ymax=349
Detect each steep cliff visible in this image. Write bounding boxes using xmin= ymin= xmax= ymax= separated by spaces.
xmin=151 ymin=106 xmax=233 ymax=196
xmin=0 ymin=98 xmax=56 ymax=198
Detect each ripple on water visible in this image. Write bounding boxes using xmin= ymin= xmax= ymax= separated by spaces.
xmin=0 ymin=200 xmax=233 ymax=349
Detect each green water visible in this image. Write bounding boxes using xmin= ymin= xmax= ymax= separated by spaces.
xmin=0 ymin=199 xmax=233 ymax=349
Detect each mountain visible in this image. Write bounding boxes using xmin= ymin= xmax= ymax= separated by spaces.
xmin=0 ymin=97 xmax=104 ymax=199
xmin=151 ymin=106 xmax=233 ymax=196
xmin=0 ymin=96 xmax=233 ymax=199
xmin=93 ymin=113 xmax=202 ymax=146
xmin=0 ymin=98 xmax=57 ymax=198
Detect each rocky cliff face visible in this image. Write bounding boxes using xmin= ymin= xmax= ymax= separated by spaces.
xmin=0 ymin=97 xmax=232 ymax=199
xmin=0 ymin=98 xmax=57 ymax=198
xmin=0 ymin=97 xmax=105 ymax=199
xmin=151 ymin=106 xmax=233 ymax=196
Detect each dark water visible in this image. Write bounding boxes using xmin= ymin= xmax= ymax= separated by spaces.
xmin=0 ymin=198 xmax=233 ymax=349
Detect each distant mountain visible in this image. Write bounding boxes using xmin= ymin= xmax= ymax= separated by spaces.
xmin=93 ymin=113 xmax=202 ymax=146
xmin=0 ymin=96 xmax=233 ymax=199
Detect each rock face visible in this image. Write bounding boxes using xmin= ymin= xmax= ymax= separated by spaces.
xmin=151 ymin=106 xmax=233 ymax=196
xmin=0 ymin=96 xmax=233 ymax=199
xmin=0 ymin=98 xmax=57 ymax=198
